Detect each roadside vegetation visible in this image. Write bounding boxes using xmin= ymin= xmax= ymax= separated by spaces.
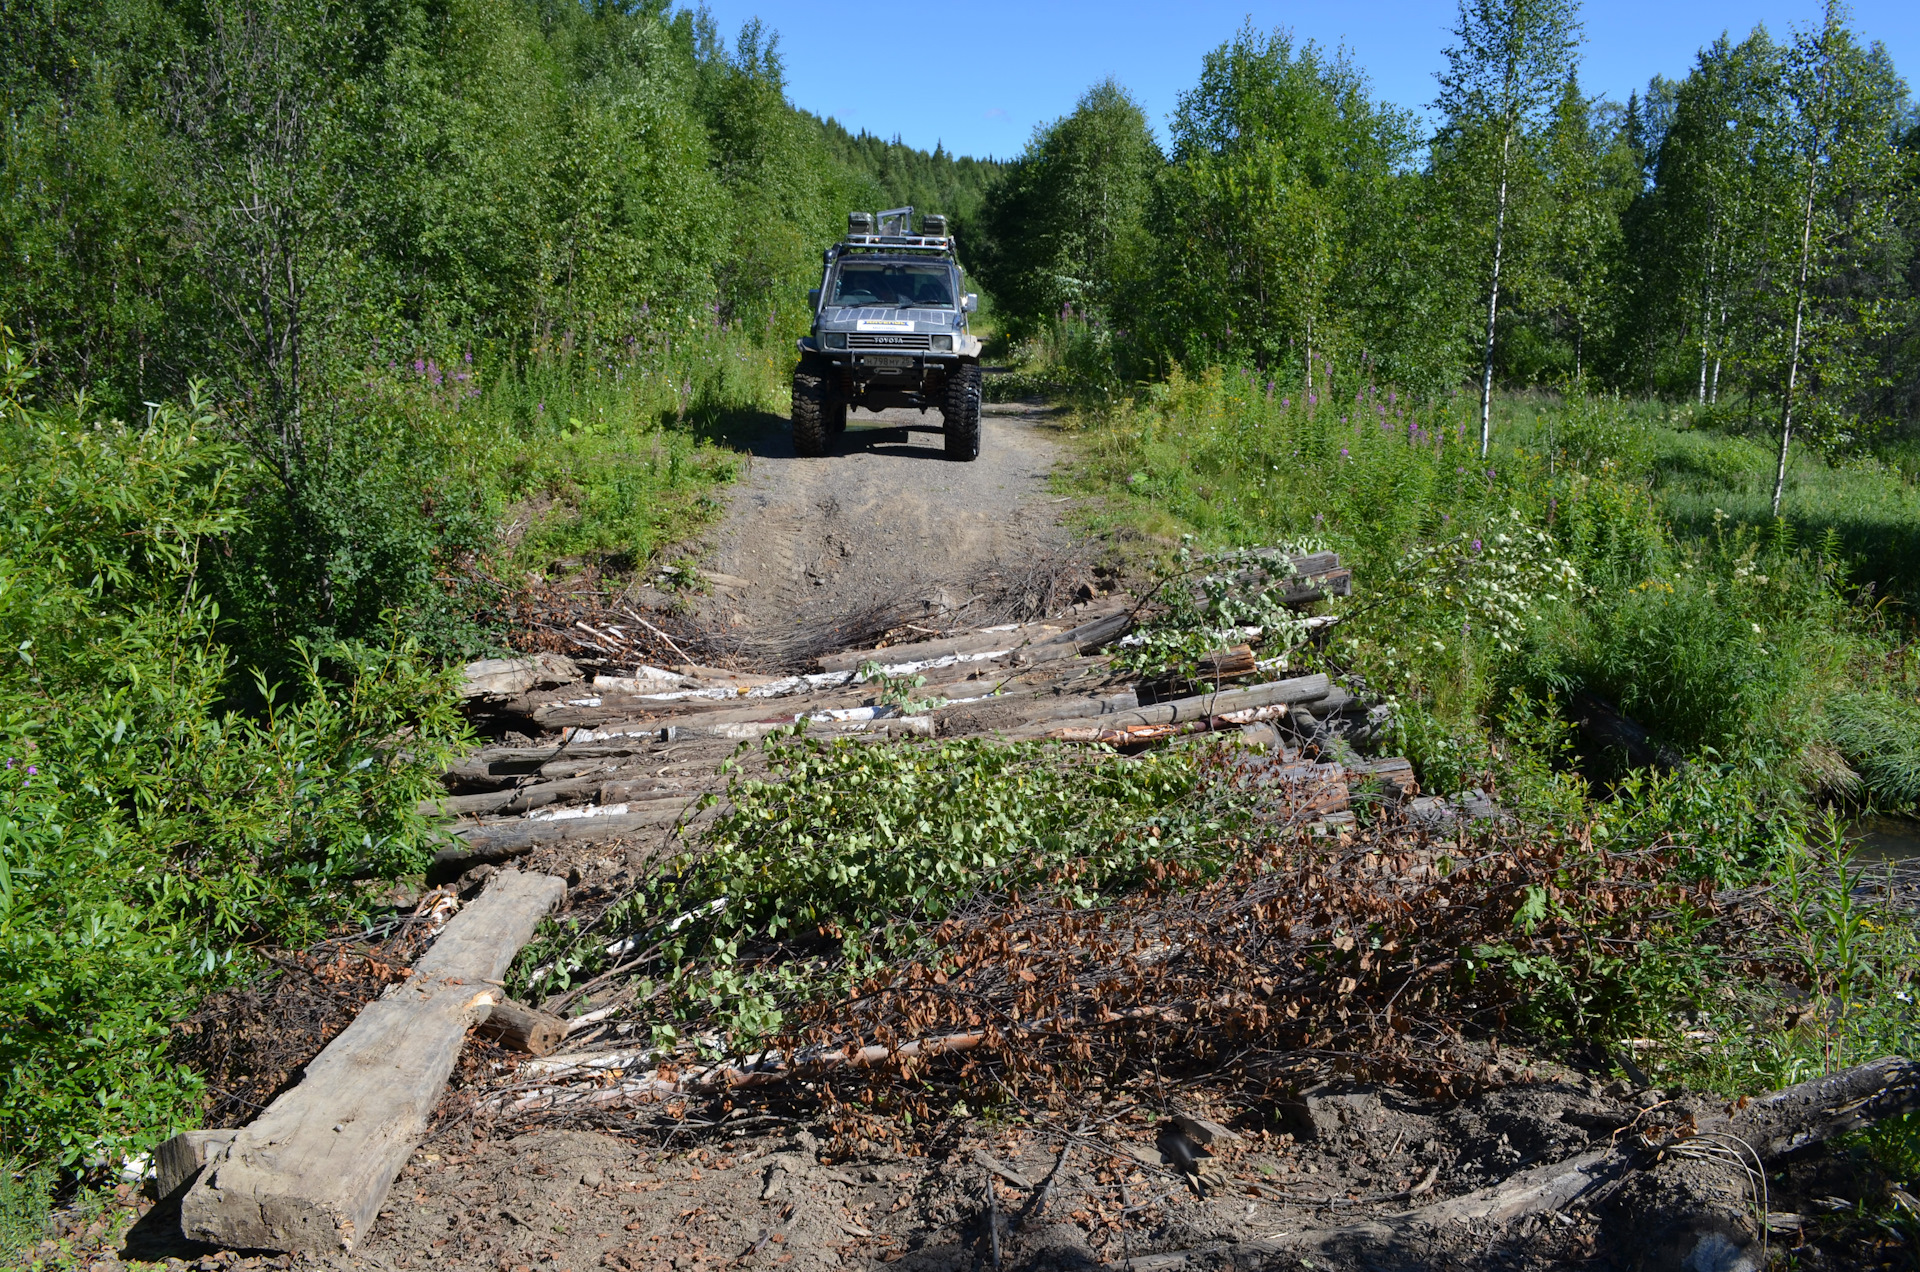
xmin=0 ymin=0 xmax=999 ymax=1235
xmin=956 ymin=0 xmax=1920 ymax=1220
xmin=5 ymin=0 xmax=1920 ymax=1259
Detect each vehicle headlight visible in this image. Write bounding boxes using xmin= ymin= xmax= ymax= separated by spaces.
xmin=930 ymin=335 xmax=953 ymax=351
xmin=824 ymin=332 xmax=847 ymax=350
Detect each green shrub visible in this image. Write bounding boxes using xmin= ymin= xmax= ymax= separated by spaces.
xmin=512 ymin=731 xmax=1237 ymax=1049
xmin=0 ymin=351 xmax=468 ymax=1175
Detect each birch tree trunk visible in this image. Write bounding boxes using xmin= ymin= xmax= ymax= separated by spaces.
xmin=1478 ymin=124 xmax=1513 ymax=459
xmin=1772 ymin=167 xmax=1818 ymax=517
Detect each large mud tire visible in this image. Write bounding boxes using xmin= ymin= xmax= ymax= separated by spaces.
xmin=942 ymin=364 xmax=982 ymax=461
xmin=791 ymin=365 xmax=829 ymax=457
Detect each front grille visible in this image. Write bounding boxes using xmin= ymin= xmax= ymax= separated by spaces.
xmin=848 ymin=333 xmax=931 ymax=350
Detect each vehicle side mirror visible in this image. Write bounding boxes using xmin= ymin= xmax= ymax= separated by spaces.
xmin=808 ymin=288 xmax=822 ymax=309
xmin=964 ymin=293 xmax=978 ymax=313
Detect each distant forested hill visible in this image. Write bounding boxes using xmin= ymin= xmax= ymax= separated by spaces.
xmin=816 ymin=115 xmax=1007 ymax=239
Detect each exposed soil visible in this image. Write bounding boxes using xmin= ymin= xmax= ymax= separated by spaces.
xmin=690 ymin=401 xmax=1082 ymax=660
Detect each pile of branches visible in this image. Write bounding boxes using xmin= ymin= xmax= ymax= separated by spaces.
xmin=778 ymin=804 xmax=1749 ymax=1120
xmin=477 ymin=567 xmax=721 ymax=670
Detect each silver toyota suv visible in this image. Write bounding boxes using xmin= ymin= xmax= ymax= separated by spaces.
xmin=792 ymin=208 xmax=984 ymax=460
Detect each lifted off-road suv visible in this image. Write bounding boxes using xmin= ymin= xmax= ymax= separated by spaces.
xmin=791 ymin=207 xmax=984 ymax=460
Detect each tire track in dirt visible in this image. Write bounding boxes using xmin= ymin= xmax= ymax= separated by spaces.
xmin=695 ymin=400 xmax=1074 ymax=653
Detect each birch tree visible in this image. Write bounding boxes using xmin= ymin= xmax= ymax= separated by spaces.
xmin=1433 ymin=0 xmax=1582 ymax=455
xmin=1766 ymin=0 xmax=1903 ymax=515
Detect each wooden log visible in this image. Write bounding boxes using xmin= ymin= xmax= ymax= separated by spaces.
xmin=815 ymin=604 xmax=1131 ymax=674
xmin=474 ymin=998 xmax=567 ymax=1056
xmin=1279 ymin=566 xmax=1351 ymax=606
xmin=1197 ymin=645 xmax=1257 ymax=678
xmin=817 ymin=626 xmax=1053 ymax=674
xmin=458 ymin=652 xmax=581 ymax=701
xmin=179 ymin=871 xmax=565 ymax=1254
xmin=1006 ymin=674 xmax=1330 ymax=739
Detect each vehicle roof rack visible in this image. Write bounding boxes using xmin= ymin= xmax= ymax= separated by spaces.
xmin=829 ymin=207 xmax=957 ymax=257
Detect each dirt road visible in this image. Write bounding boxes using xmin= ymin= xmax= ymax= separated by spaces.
xmin=695 ymin=400 xmax=1075 ymax=657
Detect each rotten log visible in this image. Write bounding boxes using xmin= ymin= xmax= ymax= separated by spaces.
xmin=458 ymin=652 xmax=581 ymax=701
xmin=177 ymin=870 xmax=566 ymax=1253
xmin=474 ymin=998 xmax=568 ymax=1056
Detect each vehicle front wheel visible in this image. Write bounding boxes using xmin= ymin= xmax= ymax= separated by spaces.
xmin=942 ymin=364 xmax=981 ymax=461
xmin=792 ymin=365 xmax=829 ymax=457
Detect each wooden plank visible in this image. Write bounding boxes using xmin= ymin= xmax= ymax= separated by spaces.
xmin=178 ymin=871 xmax=566 ymax=1254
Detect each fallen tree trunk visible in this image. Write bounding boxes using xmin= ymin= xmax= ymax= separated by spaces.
xmin=177 ymin=870 xmax=566 ymax=1254
xmin=431 ymin=802 xmax=717 ymax=880
xmin=1005 ymin=674 xmax=1330 ymax=739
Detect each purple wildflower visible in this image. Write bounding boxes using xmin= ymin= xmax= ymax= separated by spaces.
xmin=1339 ymin=448 xmax=1349 ymax=457
xmin=1472 ymin=539 xmax=1483 ymax=552
xmin=414 ymin=358 xmax=425 ymax=375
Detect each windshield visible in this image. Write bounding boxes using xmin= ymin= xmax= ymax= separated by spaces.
xmin=829 ymin=261 xmax=955 ymax=309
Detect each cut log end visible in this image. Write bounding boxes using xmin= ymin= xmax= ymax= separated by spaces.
xmin=475 ymin=998 xmax=569 ymax=1056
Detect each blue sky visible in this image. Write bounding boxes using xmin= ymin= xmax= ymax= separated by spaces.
xmin=678 ymin=0 xmax=1917 ymax=160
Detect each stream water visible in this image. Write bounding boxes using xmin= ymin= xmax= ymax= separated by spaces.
xmin=1849 ymin=814 xmax=1920 ymax=861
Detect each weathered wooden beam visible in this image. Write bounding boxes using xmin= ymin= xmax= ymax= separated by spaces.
xmin=177 ymin=870 xmax=565 ymax=1254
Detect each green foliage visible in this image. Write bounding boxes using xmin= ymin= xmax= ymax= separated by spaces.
xmin=513 ymin=732 xmax=1233 ymax=1048
xmin=975 ymin=80 xmax=1160 ymax=343
xmin=0 ymin=355 xmax=468 ymax=1177
xmin=0 ymin=0 xmax=967 ymax=666
xmin=1110 ymin=539 xmax=1327 ymax=682
xmin=1065 ymin=370 xmax=1911 ymax=855
xmin=972 ymin=6 xmax=1918 ymax=449
xmin=1147 ymin=28 xmax=1422 ymax=383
